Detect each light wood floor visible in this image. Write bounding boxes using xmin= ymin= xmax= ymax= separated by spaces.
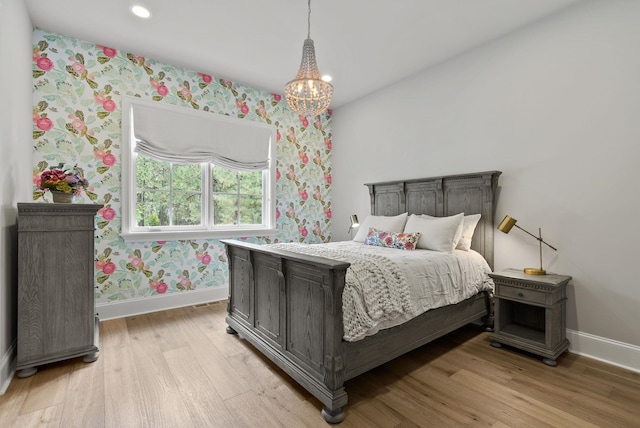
xmin=1 ymin=301 xmax=639 ymax=428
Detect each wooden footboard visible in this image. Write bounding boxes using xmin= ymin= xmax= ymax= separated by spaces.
xmin=223 ymin=239 xmax=351 ymax=423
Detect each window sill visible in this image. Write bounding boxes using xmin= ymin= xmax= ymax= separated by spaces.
xmin=120 ymin=228 xmax=278 ymax=242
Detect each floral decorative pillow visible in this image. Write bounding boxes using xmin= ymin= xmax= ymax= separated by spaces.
xmin=364 ymin=228 xmax=421 ymax=251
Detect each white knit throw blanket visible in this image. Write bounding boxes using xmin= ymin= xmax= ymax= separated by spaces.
xmin=269 ymin=243 xmax=414 ymax=341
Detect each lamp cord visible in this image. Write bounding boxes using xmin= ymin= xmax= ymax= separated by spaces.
xmin=307 ymin=0 xmax=311 ymax=39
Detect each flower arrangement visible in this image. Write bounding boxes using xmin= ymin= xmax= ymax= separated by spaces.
xmin=38 ymin=164 xmax=89 ymax=196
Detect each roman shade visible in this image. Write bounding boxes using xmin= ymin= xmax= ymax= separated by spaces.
xmin=131 ymin=102 xmax=273 ymax=171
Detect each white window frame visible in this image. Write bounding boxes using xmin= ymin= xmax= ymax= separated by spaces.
xmin=121 ymin=96 xmax=277 ymax=242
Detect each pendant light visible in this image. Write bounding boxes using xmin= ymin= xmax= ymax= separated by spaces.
xmin=284 ymin=0 xmax=333 ymax=117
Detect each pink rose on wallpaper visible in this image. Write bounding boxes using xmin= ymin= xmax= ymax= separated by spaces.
xmin=102 ymin=262 xmax=116 ymax=275
xmin=101 ymin=207 xmax=116 ymax=221
xmin=180 ymin=87 xmax=191 ymax=99
xmin=150 ymin=79 xmax=160 ymax=88
xmin=324 ymin=208 xmax=332 ymax=219
xmin=71 ymin=62 xmax=85 ymax=74
xmin=298 ymin=226 xmax=308 ymax=237
xmin=180 ymin=277 xmax=191 ymax=288
xmin=36 ymin=57 xmax=53 ymax=71
xmin=101 ymin=46 xmax=117 ymax=58
xmin=300 ymin=117 xmax=309 ymax=127
xmin=276 ymin=208 xmax=281 ymax=219
xmin=324 ymin=139 xmax=332 ymax=150
xmin=72 ymin=118 xmax=85 ymax=131
xmin=95 ymin=259 xmax=105 ymax=270
xmin=199 ymin=73 xmax=212 ymax=84
xmin=94 ymin=148 xmax=106 ymax=159
xmin=272 ymin=93 xmax=281 ymax=102
xmin=241 ymin=104 xmax=249 ymax=115
xmin=201 ymin=254 xmax=212 ymax=265
xmin=103 ymin=153 xmax=116 ymax=166
xmin=156 ymin=282 xmax=168 ymax=294
xmin=276 ymin=169 xmax=281 ymax=180
xmin=299 ymin=152 xmax=309 ymax=164
xmin=157 ymin=85 xmax=169 ymax=96
xmin=102 ymin=99 xmax=116 ymax=112
xmin=298 ymin=189 xmax=308 ymax=201
xmin=156 ymin=241 xmax=166 ymax=245
xmin=324 ymin=173 xmax=332 ymax=184
xmin=36 ymin=117 xmax=53 ymax=131
xmin=130 ymin=257 xmax=143 ymax=269
xmin=276 ymin=130 xmax=281 ymax=141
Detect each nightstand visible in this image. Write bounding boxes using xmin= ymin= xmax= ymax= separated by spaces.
xmin=489 ymin=268 xmax=571 ymax=366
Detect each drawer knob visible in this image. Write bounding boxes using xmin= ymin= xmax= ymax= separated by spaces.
xmin=517 ymin=292 xmax=524 ymax=297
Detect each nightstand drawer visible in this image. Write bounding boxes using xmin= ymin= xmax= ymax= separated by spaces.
xmin=495 ymin=284 xmax=546 ymax=305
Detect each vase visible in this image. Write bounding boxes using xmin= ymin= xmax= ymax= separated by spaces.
xmin=51 ymin=191 xmax=75 ymax=203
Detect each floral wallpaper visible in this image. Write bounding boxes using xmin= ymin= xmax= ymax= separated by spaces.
xmin=31 ymin=28 xmax=333 ymax=305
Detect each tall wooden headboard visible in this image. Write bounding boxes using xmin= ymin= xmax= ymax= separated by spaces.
xmin=365 ymin=171 xmax=501 ymax=269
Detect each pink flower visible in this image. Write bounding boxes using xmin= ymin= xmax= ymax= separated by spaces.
xmin=272 ymin=93 xmax=282 ymax=102
xmin=180 ymin=277 xmax=191 ymax=287
xmin=299 ymin=226 xmax=308 ymax=237
xmin=95 ymin=259 xmax=105 ymax=270
xmin=299 ymin=190 xmax=308 ymax=201
xmin=71 ymin=62 xmax=85 ymax=74
xmin=241 ymin=104 xmax=249 ymax=115
xmin=72 ymin=118 xmax=85 ymax=131
xmin=102 ymin=99 xmax=116 ymax=112
xmin=301 ymin=117 xmax=309 ymax=127
xmin=102 ymin=262 xmax=116 ymax=275
xmin=180 ymin=87 xmax=191 ymax=99
xmin=36 ymin=57 xmax=53 ymax=71
xmin=156 ymin=282 xmax=168 ymax=294
xmin=36 ymin=117 xmax=53 ymax=131
xmin=200 ymin=73 xmax=212 ymax=83
xmin=102 ymin=207 xmax=116 ymax=221
xmin=157 ymin=85 xmax=168 ymax=96
xmin=94 ymin=148 xmax=106 ymax=159
xmin=324 ymin=139 xmax=332 ymax=150
xmin=131 ymin=257 xmax=143 ymax=268
xmin=150 ymin=79 xmax=160 ymax=88
xmin=276 ymin=130 xmax=281 ymax=141
xmin=276 ymin=208 xmax=281 ymax=219
xmin=102 ymin=46 xmax=117 ymax=58
xmin=201 ymin=254 xmax=212 ymax=265
xmin=157 ymin=241 xmax=166 ymax=245
xmin=103 ymin=153 xmax=116 ymax=166
xmin=276 ymin=169 xmax=281 ymax=180
xmin=325 ymin=173 xmax=332 ymax=184
xmin=324 ymin=208 xmax=332 ymax=219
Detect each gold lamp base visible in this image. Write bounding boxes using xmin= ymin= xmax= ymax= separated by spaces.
xmin=524 ymin=267 xmax=546 ymax=275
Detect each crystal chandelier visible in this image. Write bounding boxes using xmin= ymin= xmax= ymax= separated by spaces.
xmin=284 ymin=0 xmax=333 ymax=117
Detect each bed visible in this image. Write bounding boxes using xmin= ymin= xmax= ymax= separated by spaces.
xmin=222 ymin=170 xmax=501 ymax=423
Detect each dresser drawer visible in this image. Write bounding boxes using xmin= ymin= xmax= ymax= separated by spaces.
xmin=495 ymin=284 xmax=547 ymax=305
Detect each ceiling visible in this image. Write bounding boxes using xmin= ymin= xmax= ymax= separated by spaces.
xmin=25 ymin=0 xmax=582 ymax=109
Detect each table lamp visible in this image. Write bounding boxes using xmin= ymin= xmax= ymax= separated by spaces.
xmin=497 ymin=215 xmax=557 ymax=275
xmin=348 ymin=215 xmax=359 ymax=239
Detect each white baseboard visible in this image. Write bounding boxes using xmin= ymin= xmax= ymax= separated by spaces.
xmin=567 ymin=329 xmax=640 ymax=373
xmin=0 ymin=340 xmax=16 ymax=396
xmin=96 ymin=286 xmax=229 ymax=321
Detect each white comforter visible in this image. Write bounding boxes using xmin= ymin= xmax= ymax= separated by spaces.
xmin=269 ymin=241 xmax=494 ymax=341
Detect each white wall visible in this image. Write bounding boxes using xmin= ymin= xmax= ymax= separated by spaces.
xmin=331 ymin=0 xmax=640 ymax=370
xmin=0 ymin=0 xmax=32 ymax=393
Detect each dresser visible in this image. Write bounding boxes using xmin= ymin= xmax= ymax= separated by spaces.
xmin=16 ymin=202 xmax=102 ymax=377
xmin=489 ymin=268 xmax=571 ymax=366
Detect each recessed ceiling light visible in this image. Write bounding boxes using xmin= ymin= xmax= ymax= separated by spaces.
xmin=322 ymin=75 xmax=333 ymax=82
xmin=130 ymin=5 xmax=151 ymax=19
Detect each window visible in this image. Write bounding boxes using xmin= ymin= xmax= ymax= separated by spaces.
xmin=121 ymin=96 xmax=276 ymax=241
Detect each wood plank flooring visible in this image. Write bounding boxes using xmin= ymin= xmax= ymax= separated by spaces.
xmin=1 ymin=301 xmax=639 ymax=427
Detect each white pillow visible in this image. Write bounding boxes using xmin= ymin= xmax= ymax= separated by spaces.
xmin=353 ymin=213 xmax=408 ymax=242
xmin=419 ymin=213 xmax=464 ymax=248
xmin=405 ymin=213 xmax=464 ymax=252
xmin=456 ymin=214 xmax=481 ymax=251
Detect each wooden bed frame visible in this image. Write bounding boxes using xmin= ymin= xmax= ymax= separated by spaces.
xmin=222 ymin=170 xmax=501 ymax=423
